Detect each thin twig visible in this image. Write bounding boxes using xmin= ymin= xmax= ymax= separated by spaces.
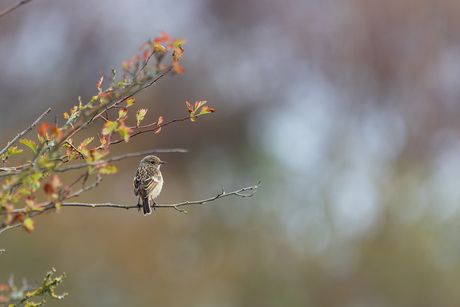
xmin=0 ymin=108 xmax=51 ymax=157
xmin=132 ymin=49 xmax=155 ymax=82
xmin=54 ymin=148 xmax=188 ymax=172
xmin=110 ymin=116 xmax=190 ymax=145
xmin=61 ymin=182 xmax=260 ymax=213
xmin=0 ymin=0 xmax=32 ymax=18
xmin=0 ymin=223 xmax=21 ymax=235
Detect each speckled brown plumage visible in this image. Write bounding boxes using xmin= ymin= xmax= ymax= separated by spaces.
xmin=133 ymin=155 xmax=165 ymax=215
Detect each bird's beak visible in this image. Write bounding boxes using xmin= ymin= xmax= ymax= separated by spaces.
xmin=160 ymin=161 xmax=166 ymax=164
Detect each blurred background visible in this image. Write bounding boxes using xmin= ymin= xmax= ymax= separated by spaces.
xmin=1 ymin=0 xmax=460 ymax=306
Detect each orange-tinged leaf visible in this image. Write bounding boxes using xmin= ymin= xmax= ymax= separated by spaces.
xmin=100 ymin=135 xmax=108 ymax=148
xmin=118 ymin=121 xmax=133 ymax=142
xmin=99 ymin=164 xmax=118 ymax=175
xmin=52 ymin=125 xmax=62 ymax=138
xmin=154 ymin=31 xmax=171 ymax=45
xmin=157 ymin=116 xmax=163 ymax=125
xmin=96 ymin=76 xmax=103 ymax=90
xmin=44 ymin=183 xmax=54 ymax=196
xmin=155 ymin=127 xmax=162 ymax=134
xmin=122 ymin=61 xmax=133 ymax=70
xmin=172 ymin=45 xmax=184 ymax=62
xmin=38 ymin=122 xmax=50 ymax=136
xmin=0 ymin=283 xmax=10 ymax=291
xmin=172 ymin=62 xmax=185 ymax=74
xmin=171 ymin=39 xmax=186 ymax=48
xmin=186 ymin=101 xmax=194 ymax=114
xmin=199 ymin=105 xmax=216 ymax=115
xmin=102 ymin=121 xmax=118 ymax=135
xmin=195 ymin=101 xmax=206 ymax=110
xmin=126 ymin=97 xmax=135 ymax=107
xmin=22 ymin=218 xmax=35 ymax=233
xmin=79 ymin=137 xmax=94 ymax=149
xmin=63 ymin=112 xmax=69 ymax=119
xmin=140 ymin=41 xmax=152 ymax=51
xmin=132 ymin=54 xmax=143 ymax=61
xmin=19 ymin=139 xmax=37 ymax=153
xmin=118 ymin=108 xmax=128 ymax=119
xmin=136 ymin=109 xmax=148 ymax=126
xmin=143 ymin=50 xmax=151 ymax=60
xmin=51 ymin=175 xmax=62 ymax=189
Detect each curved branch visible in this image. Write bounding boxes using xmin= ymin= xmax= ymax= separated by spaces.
xmin=0 ymin=223 xmax=21 ymax=235
xmin=61 ymin=182 xmax=260 ymax=214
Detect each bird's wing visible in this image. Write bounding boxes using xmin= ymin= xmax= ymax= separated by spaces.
xmin=133 ymin=168 xmax=141 ymax=196
xmin=143 ymin=168 xmax=161 ymax=196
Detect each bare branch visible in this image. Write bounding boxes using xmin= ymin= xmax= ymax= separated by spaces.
xmin=0 ymin=108 xmax=51 ymax=157
xmin=0 ymin=0 xmax=32 ymax=18
xmin=0 ymin=223 xmax=21 ymax=235
xmin=54 ymin=148 xmax=188 ymax=172
xmin=60 ymin=183 xmax=260 ymax=213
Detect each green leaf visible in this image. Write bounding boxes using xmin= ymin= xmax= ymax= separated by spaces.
xmin=22 ymin=218 xmax=35 ymax=233
xmin=185 ymin=101 xmax=194 ymax=114
xmin=102 ymin=121 xmax=118 ymax=135
xmin=126 ymin=97 xmax=135 ymax=107
xmin=118 ymin=126 xmax=132 ymax=142
xmin=136 ymin=109 xmax=148 ymax=126
xmin=99 ymin=164 xmax=118 ymax=175
xmin=78 ymin=137 xmax=94 ymax=151
xmin=19 ymin=139 xmax=37 ymax=153
xmin=198 ymin=105 xmax=216 ymax=115
xmin=195 ymin=100 xmax=206 ymax=110
xmin=8 ymin=146 xmax=23 ymax=155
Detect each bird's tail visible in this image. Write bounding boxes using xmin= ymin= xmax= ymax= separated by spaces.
xmin=143 ymin=198 xmax=152 ymax=216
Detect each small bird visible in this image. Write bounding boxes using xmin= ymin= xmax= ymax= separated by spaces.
xmin=133 ymin=155 xmax=165 ymax=215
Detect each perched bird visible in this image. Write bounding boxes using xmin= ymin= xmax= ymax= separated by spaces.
xmin=133 ymin=155 xmax=165 ymax=215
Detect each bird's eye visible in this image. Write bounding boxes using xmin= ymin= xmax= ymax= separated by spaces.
xmin=151 ymin=161 xmax=155 ymax=164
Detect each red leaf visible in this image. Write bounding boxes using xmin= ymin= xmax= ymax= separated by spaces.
xmin=38 ymin=122 xmax=50 ymax=137
xmin=186 ymin=101 xmax=194 ymax=114
xmin=140 ymin=41 xmax=152 ymax=51
xmin=153 ymin=31 xmax=171 ymax=45
xmin=44 ymin=183 xmax=54 ymax=196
